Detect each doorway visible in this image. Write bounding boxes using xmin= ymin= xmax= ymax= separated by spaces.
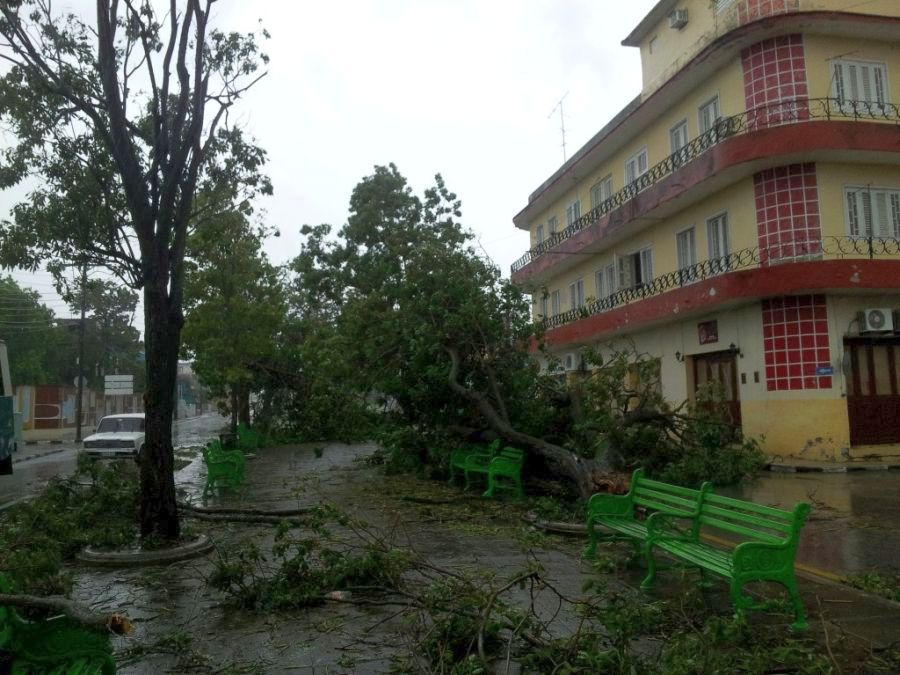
xmin=692 ymin=350 xmax=742 ymax=430
xmin=845 ymin=337 xmax=900 ymax=446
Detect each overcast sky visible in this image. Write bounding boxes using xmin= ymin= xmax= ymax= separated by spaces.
xmin=4 ymin=0 xmax=657 ymax=317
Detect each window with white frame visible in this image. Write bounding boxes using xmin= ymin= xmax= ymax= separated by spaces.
xmin=550 ymin=290 xmax=561 ymax=317
xmin=594 ymin=268 xmax=605 ymax=299
xmin=548 ymin=215 xmax=558 ymax=235
xmin=845 ymin=186 xmax=900 ymax=238
xmin=605 ymin=264 xmax=616 ymax=298
xmin=569 ymin=279 xmax=585 ymax=310
xmin=670 ymin=120 xmax=689 ymax=164
xmin=707 ymin=212 xmax=730 ymax=273
xmin=698 ymin=96 xmax=720 ymax=135
xmin=535 ymin=224 xmax=544 ymax=245
xmin=617 ymin=247 xmax=653 ymax=290
xmin=676 ymin=227 xmax=697 ymax=281
xmin=625 ymin=148 xmax=649 ymax=185
xmin=539 ymin=294 xmax=548 ymax=318
xmin=832 ymin=60 xmax=887 ymax=108
xmin=590 ymin=175 xmax=613 ymax=210
xmin=565 ymin=200 xmax=581 ymax=227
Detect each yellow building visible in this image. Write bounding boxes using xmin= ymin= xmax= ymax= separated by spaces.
xmin=511 ymin=0 xmax=900 ymax=461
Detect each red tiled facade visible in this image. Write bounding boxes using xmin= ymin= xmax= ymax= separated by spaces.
xmin=754 ymin=163 xmax=821 ymax=262
xmin=738 ymin=0 xmax=800 ymax=26
xmin=762 ymin=295 xmax=832 ymax=391
xmin=741 ymin=34 xmax=809 ymax=128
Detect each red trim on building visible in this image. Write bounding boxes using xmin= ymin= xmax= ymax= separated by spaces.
xmin=540 ymin=259 xmax=900 ymax=349
xmin=762 ymin=295 xmax=831 ymax=391
xmin=754 ymin=163 xmax=821 ymax=261
xmin=512 ymin=121 xmax=900 ymax=285
xmin=739 ymin=0 xmax=799 ymax=26
xmin=515 ymin=11 xmax=900 ymax=228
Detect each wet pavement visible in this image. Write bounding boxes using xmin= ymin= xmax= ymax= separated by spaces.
xmin=57 ymin=442 xmax=900 ymax=672
xmin=723 ymin=471 xmax=900 ymax=577
xmin=0 ymin=414 xmax=227 ymax=509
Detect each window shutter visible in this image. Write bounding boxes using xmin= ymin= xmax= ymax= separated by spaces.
xmin=862 ymin=191 xmax=873 ymax=237
xmin=874 ymin=191 xmax=891 ymax=237
xmin=618 ymin=255 xmax=633 ymax=289
xmin=640 ymin=249 xmax=653 ymax=283
xmin=859 ymin=65 xmax=872 ymax=103
xmin=874 ymin=66 xmax=886 ymax=104
xmin=833 ymin=63 xmax=845 ymax=102
xmin=846 ymin=190 xmax=860 ymax=237
xmin=891 ymin=193 xmax=900 ymax=238
xmin=595 ymin=270 xmax=604 ymax=298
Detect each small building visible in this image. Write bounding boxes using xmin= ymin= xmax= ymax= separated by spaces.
xmin=510 ymin=0 xmax=900 ymax=461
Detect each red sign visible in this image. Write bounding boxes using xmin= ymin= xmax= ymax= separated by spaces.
xmin=698 ymin=320 xmax=719 ymax=345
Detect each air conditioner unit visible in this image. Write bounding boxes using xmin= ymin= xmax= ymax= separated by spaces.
xmin=564 ymin=352 xmax=583 ymax=372
xmin=860 ymin=308 xmax=894 ymax=333
xmin=669 ymin=9 xmax=689 ymax=29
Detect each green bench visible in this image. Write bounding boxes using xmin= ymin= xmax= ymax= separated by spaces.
xmin=0 ymin=574 xmax=116 ymax=674
xmin=449 ymin=442 xmax=525 ymax=499
xmin=586 ymin=469 xmax=810 ymax=630
xmin=201 ymin=440 xmax=245 ymax=498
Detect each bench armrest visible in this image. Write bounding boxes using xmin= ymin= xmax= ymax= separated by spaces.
xmin=732 ymin=541 xmax=793 ymax=575
xmin=489 ymin=456 xmax=522 ymax=472
xmin=586 ymin=493 xmax=633 ymax=519
xmin=465 ymin=452 xmax=494 ymax=468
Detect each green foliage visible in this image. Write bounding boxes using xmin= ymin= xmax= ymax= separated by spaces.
xmin=573 ymin=347 xmax=765 ymax=487
xmin=0 ymin=455 xmax=138 ymax=594
xmin=846 ymin=571 xmax=900 ymax=603
xmin=208 ymin=512 xmax=410 ymax=610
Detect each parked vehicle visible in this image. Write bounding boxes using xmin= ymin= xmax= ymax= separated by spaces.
xmin=83 ymin=413 xmax=145 ymax=459
xmin=0 ymin=341 xmax=14 ymax=475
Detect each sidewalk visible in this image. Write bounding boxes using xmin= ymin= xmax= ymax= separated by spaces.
xmin=766 ymin=457 xmax=900 ymax=473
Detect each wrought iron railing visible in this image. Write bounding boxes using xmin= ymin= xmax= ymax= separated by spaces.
xmin=539 ymin=236 xmax=900 ymax=330
xmin=512 ymin=97 xmax=900 ymax=275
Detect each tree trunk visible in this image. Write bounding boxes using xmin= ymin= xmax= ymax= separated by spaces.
xmin=139 ymin=280 xmax=180 ymax=540
xmin=230 ymin=387 xmax=238 ymax=435
xmin=238 ymin=385 xmax=251 ymax=426
xmin=445 ymin=348 xmax=609 ymax=499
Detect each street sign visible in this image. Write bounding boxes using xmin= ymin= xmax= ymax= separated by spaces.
xmin=104 ymin=374 xmax=134 ymax=396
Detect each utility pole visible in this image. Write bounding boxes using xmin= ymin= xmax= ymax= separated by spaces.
xmin=74 ymin=262 xmax=88 ymax=442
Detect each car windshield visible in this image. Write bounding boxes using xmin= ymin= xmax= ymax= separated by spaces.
xmin=96 ymin=417 xmax=144 ymax=433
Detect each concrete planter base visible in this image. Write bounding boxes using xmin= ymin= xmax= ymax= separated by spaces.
xmin=77 ymin=534 xmax=214 ymax=567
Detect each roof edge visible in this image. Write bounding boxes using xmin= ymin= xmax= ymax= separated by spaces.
xmin=622 ymin=0 xmax=681 ymax=47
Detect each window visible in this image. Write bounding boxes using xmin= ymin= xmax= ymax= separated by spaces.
xmin=535 ymin=224 xmax=544 ymax=245
xmin=845 ymin=186 xmax=900 ymax=238
xmin=676 ymin=227 xmax=697 ymax=283
xmin=832 ymin=60 xmax=887 ymax=108
xmin=548 ymin=215 xmax=558 ymax=235
xmin=550 ymin=290 xmax=561 ymax=317
xmin=670 ymin=120 xmax=689 ymax=164
xmin=569 ymin=279 xmax=585 ymax=310
xmin=595 ymin=263 xmax=617 ymax=309
xmin=565 ymin=200 xmax=581 ymax=227
xmin=605 ymin=264 xmax=617 ymax=298
xmin=648 ymin=36 xmax=658 ymax=54
xmin=625 ymin=148 xmax=649 ymax=185
xmin=590 ymin=175 xmax=613 ymax=210
xmin=594 ymin=268 xmax=605 ymax=299
xmin=539 ymin=295 xmax=548 ymax=318
xmin=617 ymin=247 xmax=653 ymax=290
xmin=707 ymin=212 xmax=730 ymax=272
xmin=698 ymin=96 xmax=720 ymax=135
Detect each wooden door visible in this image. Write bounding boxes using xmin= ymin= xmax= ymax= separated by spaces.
xmin=692 ymin=351 xmax=741 ymax=430
xmin=845 ymin=338 xmax=900 ymax=446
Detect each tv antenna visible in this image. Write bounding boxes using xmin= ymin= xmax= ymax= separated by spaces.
xmin=548 ymin=92 xmax=569 ymax=162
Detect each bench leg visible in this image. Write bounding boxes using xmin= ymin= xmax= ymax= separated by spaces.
xmin=483 ymin=473 xmax=495 ymax=498
xmin=640 ymin=545 xmax=658 ymax=590
xmin=785 ymin=579 xmax=808 ymax=632
xmin=698 ymin=567 xmax=713 ymax=589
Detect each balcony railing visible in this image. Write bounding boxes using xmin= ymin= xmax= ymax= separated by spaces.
xmin=512 ymin=97 xmax=900 ymax=275
xmin=540 ymin=236 xmax=900 ymax=330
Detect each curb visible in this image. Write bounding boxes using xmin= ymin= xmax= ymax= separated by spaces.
xmin=765 ymin=462 xmax=900 ymax=473
xmin=76 ymin=534 xmax=214 ymax=567
xmin=12 ymin=448 xmax=67 ymax=465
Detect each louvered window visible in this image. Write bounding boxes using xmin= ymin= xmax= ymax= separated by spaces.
xmin=832 ymin=60 xmax=888 ymax=113
xmin=846 ymin=187 xmax=900 ymax=238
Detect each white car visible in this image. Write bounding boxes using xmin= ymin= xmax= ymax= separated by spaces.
xmin=83 ymin=413 xmax=145 ymax=459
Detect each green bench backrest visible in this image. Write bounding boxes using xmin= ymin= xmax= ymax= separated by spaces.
xmin=699 ymin=492 xmax=809 ymax=546
xmin=499 ymin=448 xmax=524 ymax=463
xmin=632 ymin=470 xmax=708 ymax=518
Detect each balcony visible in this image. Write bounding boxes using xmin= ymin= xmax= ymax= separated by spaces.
xmin=539 ymin=236 xmax=900 ymax=340
xmin=512 ymin=98 xmax=900 ymax=278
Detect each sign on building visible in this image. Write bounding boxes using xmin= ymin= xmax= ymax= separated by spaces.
xmin=104 ymin=374 xmax=134 ymax=397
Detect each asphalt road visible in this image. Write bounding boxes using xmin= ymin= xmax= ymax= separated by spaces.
xmin=0 ymin=413 xmax=227 ymax=509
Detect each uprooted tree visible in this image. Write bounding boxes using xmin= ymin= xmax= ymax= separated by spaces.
xmin=0 ymin=1 xmax=271 ymax=538
xmin=267 ymin=165 xmax=762 ymax=495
